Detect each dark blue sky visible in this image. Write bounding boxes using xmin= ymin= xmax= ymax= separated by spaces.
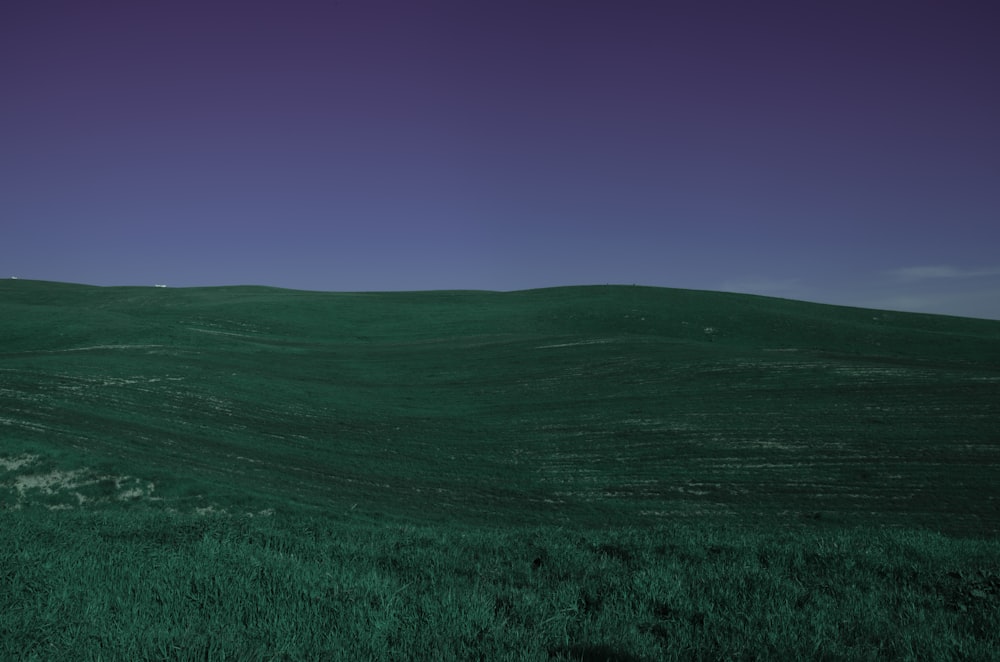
xmin=3 ymin=1 xmax=999 ymax=318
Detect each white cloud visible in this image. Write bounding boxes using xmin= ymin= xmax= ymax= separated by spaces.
xmin=889 ymin=265 xmax=1000 ymax=282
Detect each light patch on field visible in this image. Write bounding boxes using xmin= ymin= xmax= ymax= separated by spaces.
xmin=639 ymin=507 xmax=738 ymax=517
xmin=2 ymin=465 xmax=156 ymax=509
xmin=0 ymin=417 xmax=55 ymax=433
xmin=14 ymin=469 xmax=89 ymax=493
xmin=744 ymin=440 xmax=805 ymax=451
xmin=49 ymin=344 xmax=165 ymax=352
xmin=202 ymin=395 xmax=237 ymax=415
xmin=829 ymin=366 xmax=917 ymax=380
xmin=187 ymin=326 xmax=259 ymax=339
xmin=195 ymin=505 xmax=227 ymax=516
xmin=0 ymin=453 xmax=39 ymax=472
xmin=536 ymin=338 xmax=616 ymax=349
xmin=190 ymin=504 xmax=274 ymax=518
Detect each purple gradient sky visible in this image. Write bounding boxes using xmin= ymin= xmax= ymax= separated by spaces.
xmin=3 ymin=1 xmax=999 ymax=318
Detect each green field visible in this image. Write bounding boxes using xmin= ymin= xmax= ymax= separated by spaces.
xmin=2 ymin=279 xmax=998 ymax=660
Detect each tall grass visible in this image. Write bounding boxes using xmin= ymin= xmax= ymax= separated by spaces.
xmin=2 ymin=505 xmax=997 ymax=660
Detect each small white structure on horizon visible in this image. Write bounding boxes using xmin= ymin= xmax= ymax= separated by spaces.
xmin=10 ymin=276 xmax=18 ymax=279
xmin=154 ymin=284 xmax=167 ymax=288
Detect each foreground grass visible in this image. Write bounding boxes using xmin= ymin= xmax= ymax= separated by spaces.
xmin=2 ymin=505 xmax=998 ymax=661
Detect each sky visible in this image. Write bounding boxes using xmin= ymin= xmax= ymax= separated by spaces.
xmin=2 ymin=1 xmax=999 ymax=319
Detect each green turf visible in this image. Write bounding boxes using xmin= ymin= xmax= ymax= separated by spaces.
xmin=1 ymin=279 xmax=998 ymax=659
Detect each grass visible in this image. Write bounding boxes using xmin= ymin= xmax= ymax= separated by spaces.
xmin=1 ymin=279 xmax=999 ymax=659
xmin=3 ymin=507 xmax=998 ymax=660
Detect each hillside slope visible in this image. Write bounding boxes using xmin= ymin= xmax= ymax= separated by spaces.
xmin=2 ymin=280 xmax=999 ymax=535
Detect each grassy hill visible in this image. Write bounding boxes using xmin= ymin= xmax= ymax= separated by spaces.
xmin=3 ymin=279 xmax=998 ymax=533
xmin=2 ymin=279 xmax=999 ymax=659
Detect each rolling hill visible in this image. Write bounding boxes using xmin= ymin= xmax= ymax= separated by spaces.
xmin=2 ymin=278 xmax=998 ymax=536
